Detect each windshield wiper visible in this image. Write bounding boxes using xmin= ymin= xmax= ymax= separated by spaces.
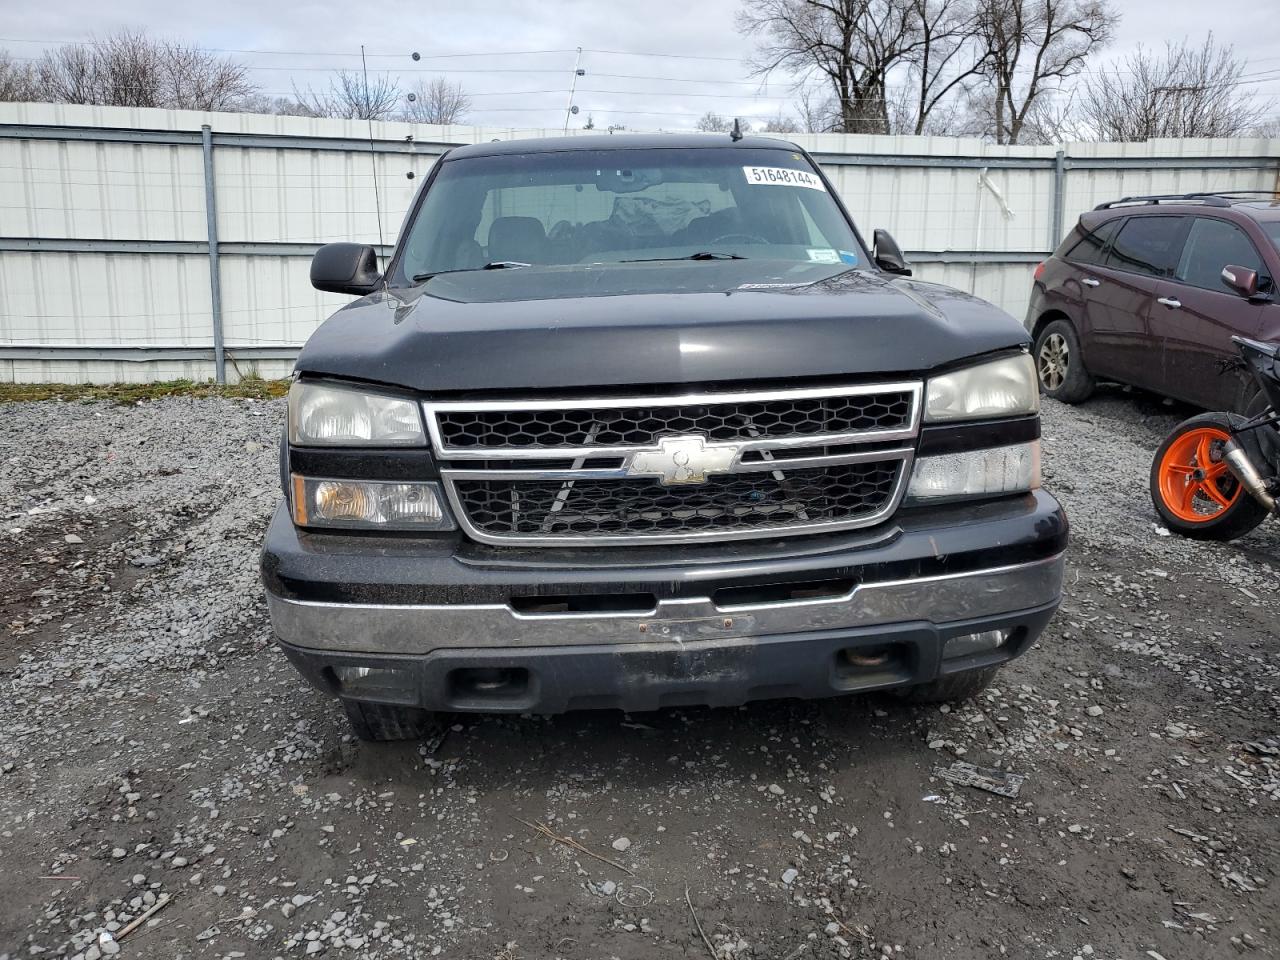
xmin=621 ymin=251 xmax=747 ymax=263
xmin=411 ymin=261 xmax=531 ymax=283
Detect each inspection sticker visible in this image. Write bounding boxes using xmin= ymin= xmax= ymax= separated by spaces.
xmin=742 ymin=166 xmax=827 ymax=190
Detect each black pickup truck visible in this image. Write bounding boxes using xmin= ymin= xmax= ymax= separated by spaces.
xmin=261 ymin=134 xmax=1066 ymax=741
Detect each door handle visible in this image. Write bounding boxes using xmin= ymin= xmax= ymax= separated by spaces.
xmin=1157 ymin=297 xmax=1182 ymax=309
xmin=1081 ymin=277 xmax=1101 ymax=287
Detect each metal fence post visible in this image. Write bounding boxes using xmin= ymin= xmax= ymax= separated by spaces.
xmin=1051 ymin=149 xmax=1066 ymax=252
xmin=200 ymin=124 xmax=226 ymax=385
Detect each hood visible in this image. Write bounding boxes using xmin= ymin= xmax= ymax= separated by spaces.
xmin=294 ymin=260 xmax=1030 ymax=394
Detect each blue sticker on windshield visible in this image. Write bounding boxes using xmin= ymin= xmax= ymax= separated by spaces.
xmin=838 ymin=250 xmax=859 ymax=264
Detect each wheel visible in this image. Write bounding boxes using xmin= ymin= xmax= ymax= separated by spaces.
xmin=1033 ymin=319 xmax=1095 ymax=403
xmin=1150 ymin=412 xmax=1270 ymax=541
xmin=902 ymin=667 xmax=997 ymax=703
xmin=341 ymin=699 xmax=438 ymax=742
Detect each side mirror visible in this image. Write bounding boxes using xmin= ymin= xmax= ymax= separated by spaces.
xmin=311 ymin=242 xmax=381 ymax=295
xmin=872 ymin=229 xmax=912 ymax=276
xmin=1221 ymin=263 xmax=1259 ymax=299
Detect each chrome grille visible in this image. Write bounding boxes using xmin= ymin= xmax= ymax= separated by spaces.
xmin=435 ymin=391 xmax=913 ymax=451
xmin=425 ymin=382 xmax=922 ymax=545
xmin=453 ymin=461 xmax=902 ymax=539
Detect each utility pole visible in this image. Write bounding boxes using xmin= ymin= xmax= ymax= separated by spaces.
xmin=564 ymin=47 xmax=584 ymax=133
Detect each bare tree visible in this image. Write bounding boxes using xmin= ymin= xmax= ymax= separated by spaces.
xmin=0 ymin=50 xmax=39 ymax=102
xmin=742 ymin=0 xmax=922 ymax=134
xmin=295 ymin=70 xmax=401 ymax=120
xmin=761 ymin=109 xmax=803 ymax=133
xmin=238 ymin=94 xmax=315 ymax=117
xmin=741 ymin=0 xmax=995 ymax=135
xmin=1015 ymin=87 xmax=1088 ymax=143
xmin=973 ymin=0 xmax=1117 ymax=144
xmin=402 ymin=77 xmax=471 ymax=124
xmin=795 ymin=85 xmax=842 ymax=132
xmin=886 ymin=82 xmax=966 ymax=134
xmin=898 ymin=0 xmax=990 ymax=134
xmin=33 ymin=30 xmax=254 ymax=110
xmin=695 ymin=110 xmax=734 ymax=132
xmin=1253 ymin=116 xmax=1280 ymax=139
xmin=160 ymin=42 xmax=257 ymax=110
xmin=37 ymin=32 xmax=152 ymax=105
xmin=1077 ymin=36 xmax=1271 ymax=141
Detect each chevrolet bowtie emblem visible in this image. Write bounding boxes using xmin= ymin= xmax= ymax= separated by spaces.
xmin=626 ymin=435 xmax=740 ymax=485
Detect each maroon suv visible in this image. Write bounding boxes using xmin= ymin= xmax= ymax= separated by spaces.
xmin=1026 ymin=193 xmax=1280 ymax=414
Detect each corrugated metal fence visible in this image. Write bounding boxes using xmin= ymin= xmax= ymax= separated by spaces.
xmin=2 ymin=102 xmax=1278 ymax=383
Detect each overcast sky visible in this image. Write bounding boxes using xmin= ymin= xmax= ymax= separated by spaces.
xmin=3 ymin=0 xmax=1279 ymax=131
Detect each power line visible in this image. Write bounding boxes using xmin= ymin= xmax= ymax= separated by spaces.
xmin=0 ymin=36 xmax=578 ymax=59
xmin=0 ymin=35 xmax=750 ymax=64
xmin=582 ymin=47 xmax=745 ymax=63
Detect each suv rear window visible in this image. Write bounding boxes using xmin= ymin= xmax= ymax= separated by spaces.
xmin=1064 ymin=218 xmax=1118 ymax=265
xmin=1105 ymin=216 xmax=1184 ymax=278
xmin=1176 ymin=217 xmax=1267 ymax=292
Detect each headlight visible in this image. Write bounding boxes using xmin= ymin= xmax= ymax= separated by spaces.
xmin=906 ymin=441 xmax=1040 ymax=503
xmin=925 ymin=354 xmax=1038 ymax=422
xmin=291 ymin=475 xmax=455 ymax=531
xmin=288 ymin=381 xmax=425 ymax=446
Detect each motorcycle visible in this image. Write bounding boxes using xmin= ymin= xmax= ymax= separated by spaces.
xmin=1151 ymin=335 xmax=1280 ymax=540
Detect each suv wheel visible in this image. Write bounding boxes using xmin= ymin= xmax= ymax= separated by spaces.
xmin=1033 ymin=319 xmax=1094 ymax=403
xmin=341 ymin=699 xmax=439 ymax=742
xmin=901 ymin=667 xmax=997 ymax=703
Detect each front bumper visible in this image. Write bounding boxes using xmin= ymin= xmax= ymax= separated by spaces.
xmin=262 ymin=491 xmax=1067 ymax=714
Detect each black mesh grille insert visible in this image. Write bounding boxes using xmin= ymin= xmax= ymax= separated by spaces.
xmin=436 ymin=391 xmax=913 ymax=450
xmin=452 ymin=460 xmax=902 ymax=539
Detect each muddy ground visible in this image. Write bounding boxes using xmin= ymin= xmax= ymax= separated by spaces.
xmin=1 ymin=387 xmax=1277 ymax=960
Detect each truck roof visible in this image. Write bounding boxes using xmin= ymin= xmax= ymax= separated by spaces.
xmin=445 ymin=133 xmax=803 ymax=160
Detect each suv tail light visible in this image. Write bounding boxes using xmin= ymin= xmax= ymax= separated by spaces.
xmin=1033 ymin=261 xmax=1046 ymax=281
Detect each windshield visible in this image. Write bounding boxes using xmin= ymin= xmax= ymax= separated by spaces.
xmin=394 ymin=147 xmax=866 ymax=283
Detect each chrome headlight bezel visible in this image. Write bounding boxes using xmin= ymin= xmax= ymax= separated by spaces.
xmin=925 ymin=353 xmax=1038 ymax=423
xmin=288 ymin=380 xmax=426 ymax=447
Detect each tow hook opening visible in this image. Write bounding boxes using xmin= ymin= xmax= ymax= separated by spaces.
xmin=326 ymin=665 xmax=418 ymax=704
xmin=448 ymin=666 xmax=531 ymax=702
xmin=833 ymin=643 xmax=912 ymax=686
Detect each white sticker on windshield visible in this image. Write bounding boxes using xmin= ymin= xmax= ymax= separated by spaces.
xmin=742 ymin=166 xmax=827 ymax=191
xmin=807 ymin=248 xmax=840 ymax=263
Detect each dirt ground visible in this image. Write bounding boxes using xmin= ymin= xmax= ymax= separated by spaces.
xmin=1 ymin=387 xmax=1277 ymax=960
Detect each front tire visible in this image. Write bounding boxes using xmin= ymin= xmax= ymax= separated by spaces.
xmin=902 ymin=667 xmax=997 ymax=704
xmin=341 ymin=699 xmax=438 ymax=742
xmin=1033 ymin=319 xmax=1094 ymax=403
xmin=1150 ymin=412 xmax=1270 ymax=541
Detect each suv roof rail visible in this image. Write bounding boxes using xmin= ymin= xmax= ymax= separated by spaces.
xmin=1092 ymin=191 xmax=1279 ymax=211
xmin=1094 ymin=193 xmax=1231 ymax=210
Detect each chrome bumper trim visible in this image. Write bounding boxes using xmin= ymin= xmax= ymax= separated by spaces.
xmin=267 ymin=553 xmax=1065 ymax=655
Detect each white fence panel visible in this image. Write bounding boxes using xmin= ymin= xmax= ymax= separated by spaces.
xmin=2 ymin=101 xmax=1278 ymax=383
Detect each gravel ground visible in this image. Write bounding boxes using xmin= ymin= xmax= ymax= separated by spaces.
xmin=1 ymin=386 xmax=1277 ymax=960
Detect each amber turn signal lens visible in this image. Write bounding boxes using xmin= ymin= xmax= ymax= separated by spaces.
xmin=291 ymin=474 xmax=308 ymax=525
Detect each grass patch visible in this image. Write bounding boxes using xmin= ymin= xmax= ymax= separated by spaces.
xmin=0 ymin=377 xmax=290 ymax=404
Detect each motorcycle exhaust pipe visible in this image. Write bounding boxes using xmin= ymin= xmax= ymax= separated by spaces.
xmin=1222 ymin=439 xmax=1278 ymax=513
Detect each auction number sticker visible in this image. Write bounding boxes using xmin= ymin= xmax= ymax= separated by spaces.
xmin=742 ymin=166 xmax=827 ymax=190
